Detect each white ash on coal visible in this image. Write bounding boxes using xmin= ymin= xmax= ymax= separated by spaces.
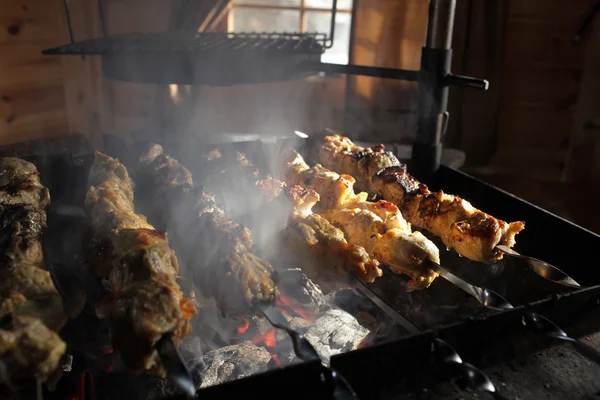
xmin=191 ymin=341 xmax=272 ymax=388
xmin=146 ymin=341 xmax=271 ymax=398
xmin=271 ymin=308 xmax=370 ymax=364
xmin=304 ymin=309 xmax=369 ymax=362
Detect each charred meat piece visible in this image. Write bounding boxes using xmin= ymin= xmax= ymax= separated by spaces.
xmin=319 ymin=135 xmax=525 ymax=262
xmin=0 ymin=158 xmax=66 ymax=390
xmin=85 ymin=151 xmax=195 ymax=376
xmin=135 ymin=145 xmax=276 ymax=318
xmin=283 ymin=150 xmax=439 ymax=289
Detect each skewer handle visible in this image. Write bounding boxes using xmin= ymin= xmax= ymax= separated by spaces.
xmin=261 ymin=305 xmax=358 ymax=399
xmin=433 ymin=339 xmax=509 ymax=399
xmin=496 ymin=245 xmax=582 ymax=288
xmin=156 ymin=334 xmax=196 ymax=399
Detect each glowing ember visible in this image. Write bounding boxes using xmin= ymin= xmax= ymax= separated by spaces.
xmin=357 ymin=337 xmax=371 ymax=349
xmin=237 ymin=319 xmax=250 ymax=335
xmin=70 ymin=370 xmax=93 ymax=400
xmin=252 ymin=329 xmax=277 ymax=348
xmin=101 ymin=345 xmax=114 ymax=354
xmin=277 ymin=294 xmax=315 ymax=322
xmin=250 ymin=329 xmax=282 ymax=368
xmin=271 ymin=353 xmax=282 ymax=368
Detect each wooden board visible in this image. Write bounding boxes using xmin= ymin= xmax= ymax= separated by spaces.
xmin=504 ymin=20 xmax=588 ymax=70
xmin=500 ymin=66 xmax=582 ymax=110
xmin=497 ymin=107 xmax=572 ymax=150
xmin=345 ymin=0 xmax=427 ymax=142
xmin=0 ymin=0 xmax=72 ymax=145
xmin=491 ymin=0 xmax=596 ymax=180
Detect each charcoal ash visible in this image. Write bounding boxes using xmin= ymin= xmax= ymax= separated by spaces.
xmin=146 ymin=341 xmax=272 ymax=399
xmin=304 ymin=309 xmax=369 ymax=362
xmin=191 ymin=341 xmax=272 ymax=388
xmin=272 ymin=309 xmax=370 ymax=364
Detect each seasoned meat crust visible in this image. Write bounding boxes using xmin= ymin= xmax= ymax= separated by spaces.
xmin=0 ymin=157 xmax=66 ymax=390
xmin=86 ymin=151 xmax=195 ymax=376
xmin=135 ymin=144 xmax=276 ymax=318
xmin=318 ymin=135 xmax=525 ymax=262
xmin=283 ymin=149 xmax=439 ymax=289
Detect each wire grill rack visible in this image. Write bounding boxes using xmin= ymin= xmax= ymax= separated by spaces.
xmin=42 ymin=32 xmax=327 ymax=56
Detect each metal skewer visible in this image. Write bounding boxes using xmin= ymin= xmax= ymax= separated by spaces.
xmin=260 ymin=303 xmax=358 ymax=400
xmin=496 ymin=245 xmax=582 ymax=288
xmin=352 ymin=277 xmax=420 ymax=334
xmin=156 ymin=334 xmax=196 ymax=399
xmin=425 ymin=259 xmax=600 ymax=366
xmin=354 ymin=277 xmax=506 ymax=396
xmin=351 ymin=276 xmax=508 ymax=399
xmin=425 ymin=259 xmax=513 ymax=310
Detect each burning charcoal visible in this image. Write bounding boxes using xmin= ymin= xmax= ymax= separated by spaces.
xmin=304 ymin=309 xmax=369 ymax=362
xmin=145 ymin=341 xmax=271 ymax=399
xmin=192 ymin=341 xmax=272 ymax=388
xmin=278 ymin=267 xmax=325 ymax=311
xmin=271 ymin=309 xmax=370 ymax=364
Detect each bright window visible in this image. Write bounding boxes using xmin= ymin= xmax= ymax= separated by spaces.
xmin=229 ymin=0 xmax=353 ymax=65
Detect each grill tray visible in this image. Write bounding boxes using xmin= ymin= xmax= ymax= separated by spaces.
xmin=14 ymin=135 xmax=600 ymax=399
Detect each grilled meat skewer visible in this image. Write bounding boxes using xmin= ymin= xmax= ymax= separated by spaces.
xmin=283 ymin=150 xmax=440 ymax=289
xmin=199 ymin=149 xmax=382 ymax=286
xmin=0 ymin=312 xmax=66 ymax=391
xmin=85 ymin=152 xmax=195 ymax=376
xmin=0 ymin=158 xmax=66 ymax=389
xmin=0 ymin=158 xmax=51 ymax=208
xmin=286 ymin=185 xmax=383 ymax=286
xmin=318 ymin=135 xmax=525 ymax=263
xmin=134 ymin=144 xmax=276 ymax=317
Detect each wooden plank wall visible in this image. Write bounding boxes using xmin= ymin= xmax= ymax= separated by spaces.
xmin=0 ymin=0 xmax=346 ymax=148
xmin=0 ymin=0 xmax=70 ymax=145
xmin=345 ymin=0 xmax=508 ymax=160
xmin=345 ymin=0 xmax=428 ymax=144
xmin=490 ymin=0 xmax=597 ymax=180
xmin=2 ymin=0 xmax=597 ymax=181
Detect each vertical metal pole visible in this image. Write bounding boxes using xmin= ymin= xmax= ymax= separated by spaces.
xmin=327 ymin=0 xmax=338 ymax=48
xmin=425 ymin=0 xmax=456 ymax=50
xmin=411 ymin=0 xmax=457 ymax=181
xmin=63 ymin=0 xmax=75 ymax=44
xmin=98 ymin=0 xmax=108 ymax=37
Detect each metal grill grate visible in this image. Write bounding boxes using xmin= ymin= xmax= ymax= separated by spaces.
xmin=42 ymin=32 xmax=327 ymax=56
